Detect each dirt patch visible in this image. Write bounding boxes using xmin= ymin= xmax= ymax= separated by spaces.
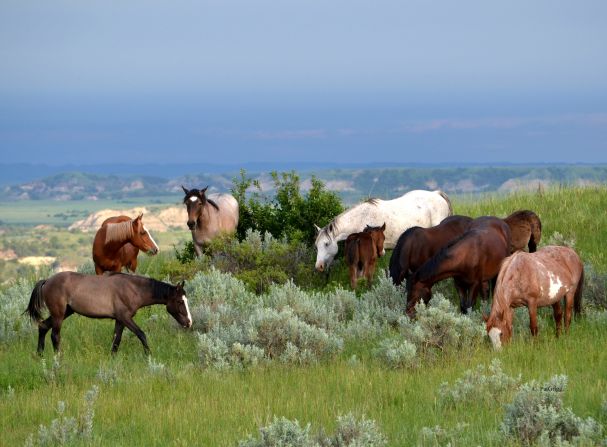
xmin=68 ymin=206 xmax=187 ymax=232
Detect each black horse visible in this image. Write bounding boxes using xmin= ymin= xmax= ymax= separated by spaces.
xmin=25 ymin=272 xmax=192 ymax=355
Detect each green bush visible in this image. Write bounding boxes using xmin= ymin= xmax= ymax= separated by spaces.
xmin=231 ymin=170 xmax=344 ymax=243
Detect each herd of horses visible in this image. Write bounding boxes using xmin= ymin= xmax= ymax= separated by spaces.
xmin=25 ymin=187 xmax=583 ymax=354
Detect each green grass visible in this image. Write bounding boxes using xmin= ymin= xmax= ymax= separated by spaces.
xmin=1 ymin=186 xmax=607 ymax=445
xmin=0 ymin=312 xmax=605 ymax=446
xmin=0 ymin=197 xmax=178 ymax=227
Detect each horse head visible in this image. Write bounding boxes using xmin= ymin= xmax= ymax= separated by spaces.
xmin=405 ymin=280 xmax=431 ymax=317
xmin=485 ymin=309 xmax=512 ymax=350
xmin=182 ymin=185 xmax=209 ymax=230
xmin=365 ymin=223 xmax=386 ymax=257
xmin=165 ymin=281 xmax=193 ymax=329
xmin=314 ymin=223 xmax=339 ymax=272
xmin=130 ymin=214 xmax=159 ymax=255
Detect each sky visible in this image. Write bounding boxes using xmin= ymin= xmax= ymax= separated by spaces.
xmin=1 ymin=0 xmax=606 ymax=167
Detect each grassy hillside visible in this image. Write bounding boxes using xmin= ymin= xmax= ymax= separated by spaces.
xmin=0 ymin=187 xmax=606 ymax=446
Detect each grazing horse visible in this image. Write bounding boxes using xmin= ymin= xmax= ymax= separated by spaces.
xmin=182 ymin=186 xmax=239 ymax=256
xmin=406 ymin=216 xmax=511 ymax=316
xmin=92 ymin=214 xmax=159 ymax=275
xmin=389 ymin=215 xmax=473 ymax=286
xmin=25 ymin=272 xmax=192 ymax=355
xmin=485 ymin=246 xmax=583 ymax=350
xmin=503 ymin=210 xmax=542 ymax=253
xmin=345 ymin=224 xmax=386 ymax=289
xmin=314 ymin=190 xmax=452 ymax=272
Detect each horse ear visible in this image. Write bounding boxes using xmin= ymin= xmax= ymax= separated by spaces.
xmin=201 ymin=186 xmax=209 ymax=195
xmin=381 ymin=222 xmax=386 ymax=231
xmin=181 ymin=185 xmax=189 ymax=195
xmin=314 ymin=224 xmax=322 ymax=234
xmin=178 ymin=280 xmax=185 ymax=289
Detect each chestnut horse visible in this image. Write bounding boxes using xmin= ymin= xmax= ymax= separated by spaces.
xmin=406 ymin=216 xmax=511 ymax=316
xmin=25 ymin=272 xmax=192 ymax=355
xmin=182 ymin=186 xmax=239 ymax=256
xmin=485 ymin=245 xmax=583 ymax=349
xmin=92 ymin=214 xmax=159 ymax=275
xmin=503 ymin=210 xmax=542 ymax=253
xmin=389 ymin=215 xmax=473 ymax=286
xmin=345 ymin=224 xmax=386 ymax=289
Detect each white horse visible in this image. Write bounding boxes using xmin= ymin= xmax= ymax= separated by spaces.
xmin=314 ymin=190 xmax=452 ymax=271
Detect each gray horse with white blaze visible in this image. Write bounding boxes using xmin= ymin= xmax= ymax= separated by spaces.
xmin=314 ymin=189 xmax=453 ymax=271
xmin=182 ymin=186 xmax=239 ymax=256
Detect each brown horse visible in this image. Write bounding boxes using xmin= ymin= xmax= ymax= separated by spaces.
xmin=389 ymin=215 xmax=473 ymax=286
xmin=485 ymin=245 xmax=583 ymax=349
xmin=182 ymin=186 xmax=239 ymax=256
xmin=92 ymin=215 xmax=159 ymax=275
xmin=503 ymin=210 xmax=542 ymax=253
xmin=25 ymin=271 xmax=192 ymax=355
xmin=406 ymin=216 xmax=511 ymax=316
xmin=345 ymin=224 xmax=386 ymax=289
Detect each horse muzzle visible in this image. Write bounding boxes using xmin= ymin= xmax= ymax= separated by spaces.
xmin=148 ymin=247 xmax=159 ymax=255
xmin=187 ymin=221 xmax=195 ymax=230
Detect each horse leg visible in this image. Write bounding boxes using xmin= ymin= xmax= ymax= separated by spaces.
xmin=454 ymin=279 xmax=468 ymax=313
xmin=111 ymin=320 xmax=125 ymax=354
xmin=564 ymin=291 xmax=575 ymax=332
xmin=552 ymin=301 xmax=563 ymax=337
xmin=528 ymin=304 xmax=539 ymax=336
xmin=349 ymin=265 xmax=357 ymax=289
xmin=122 ymin=317 xmax=151 ymax=355
xmin=193 ymin=243 xmax=203 ymax=257
xmin=366 ymin=259 xmax=376 ymax=286
xmin=37 ymin=316 xmax=53 ymax=354
xmin=95 ymin=264 xmax=104 ymax=275
xmin=50 ymin=319 xmax=64 ymax=352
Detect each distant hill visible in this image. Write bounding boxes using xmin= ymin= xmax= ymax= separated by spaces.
xmin=2 ymin=165 xmax=606 ymax=203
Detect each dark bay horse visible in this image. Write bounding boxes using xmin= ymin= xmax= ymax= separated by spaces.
xmin=503 ymin=210 xmax=542 ymax=253
xmin=182 ymin=186 xmax=239 ymax=256
xmin=389 ymin=215 xmax=473 ymax=286
xmin=406 ymin=216 xmax=511 ymax=316
xmin=485 ymin=245 xmax=583 ymax=349
xmin=25 ymin=272 xmax=192 ymax=355
xmin=92 ymin=214 xmax=159 ymax=275
xmin=345 ymin=224 xmax=386 ymax=289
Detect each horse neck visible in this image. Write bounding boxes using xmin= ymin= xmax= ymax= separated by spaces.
xmin=102 ymin=225 xmax=133 ymax=253
xmin=331 ymin=205 xmax=371 ymax=241
xmin=415 ymin=251 xmax=461 ymax=288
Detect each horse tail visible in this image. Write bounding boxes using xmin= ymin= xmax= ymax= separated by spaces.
xmin=574 ymin=267 xmax=584 ymax=317
xmin=436 ymin=190 xmax=453 ymax=216
xmin=25 ymin=279 xmax=47 ymax=323
xmin=345 ymin=237 xmax=359 ymax=269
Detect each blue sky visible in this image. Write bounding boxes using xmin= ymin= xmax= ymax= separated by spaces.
xmin=1 ymin=1 xmax=606 ymax=166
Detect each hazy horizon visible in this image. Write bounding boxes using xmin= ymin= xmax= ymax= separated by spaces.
xmin=1 ymin=1 xmax=606 ymax=165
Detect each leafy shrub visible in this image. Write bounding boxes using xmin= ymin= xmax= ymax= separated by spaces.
xmin=0 ymin=277 xmax=35 ymax=343
xmin=232 ymin=170 xmax=344 ymax=243
xmin=419 ymin=423 xmax=468 ymax=447
xmin=582 ymin=263 xmax=607 ymax=311
xmin=438 ymin=359 xmax=521 ymax=407
xmin=501 ymin=375 xmax=604 ymax=445
xmin=24 ymin=385 xmax=99 ymax=446
xmin=374 ymin=338 xmax=417 ymax=369
xmin=238 ymin=414 xmax=386 ymax=447
xmin=398 ymin=295 xmax=485 ymax=357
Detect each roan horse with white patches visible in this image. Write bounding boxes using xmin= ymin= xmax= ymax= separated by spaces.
xmin=182 ymin=186 xmax=239 ymax=256
xmin=92 ymin=214 xmax=159 ymax=275
xmin=314 ymin=190 xmax=452 ymax=272
xmin=485 ymin=245 xmax=584 ymax=350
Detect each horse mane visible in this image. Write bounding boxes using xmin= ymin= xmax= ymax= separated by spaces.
xmin=183 ymin=189 xmax=220 ymax=211
xmin=487 ymin=252 xmax=520 ymax=324
xmin=148 ymin=277 xmax=177 ymax=301
xmin=105 ymin=220 xmax=134 ymax=244
xmin=206 ymin=198 xmax=220 ymax=211
xmin=365 ymin=197 xmax=380 ymax=206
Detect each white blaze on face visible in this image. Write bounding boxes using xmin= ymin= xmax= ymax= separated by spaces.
xmin=189 ymin=196 xmax=199 ymax=202
xmin=182 ymin=295 xmax=192 ymax=328
xmin=488 ymin=327 xmax=502 ymax=350
xmin=548 ymin=274 xmax=563 ymax=299
xmin=143 ymin=225 xmax=159 ymax=252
